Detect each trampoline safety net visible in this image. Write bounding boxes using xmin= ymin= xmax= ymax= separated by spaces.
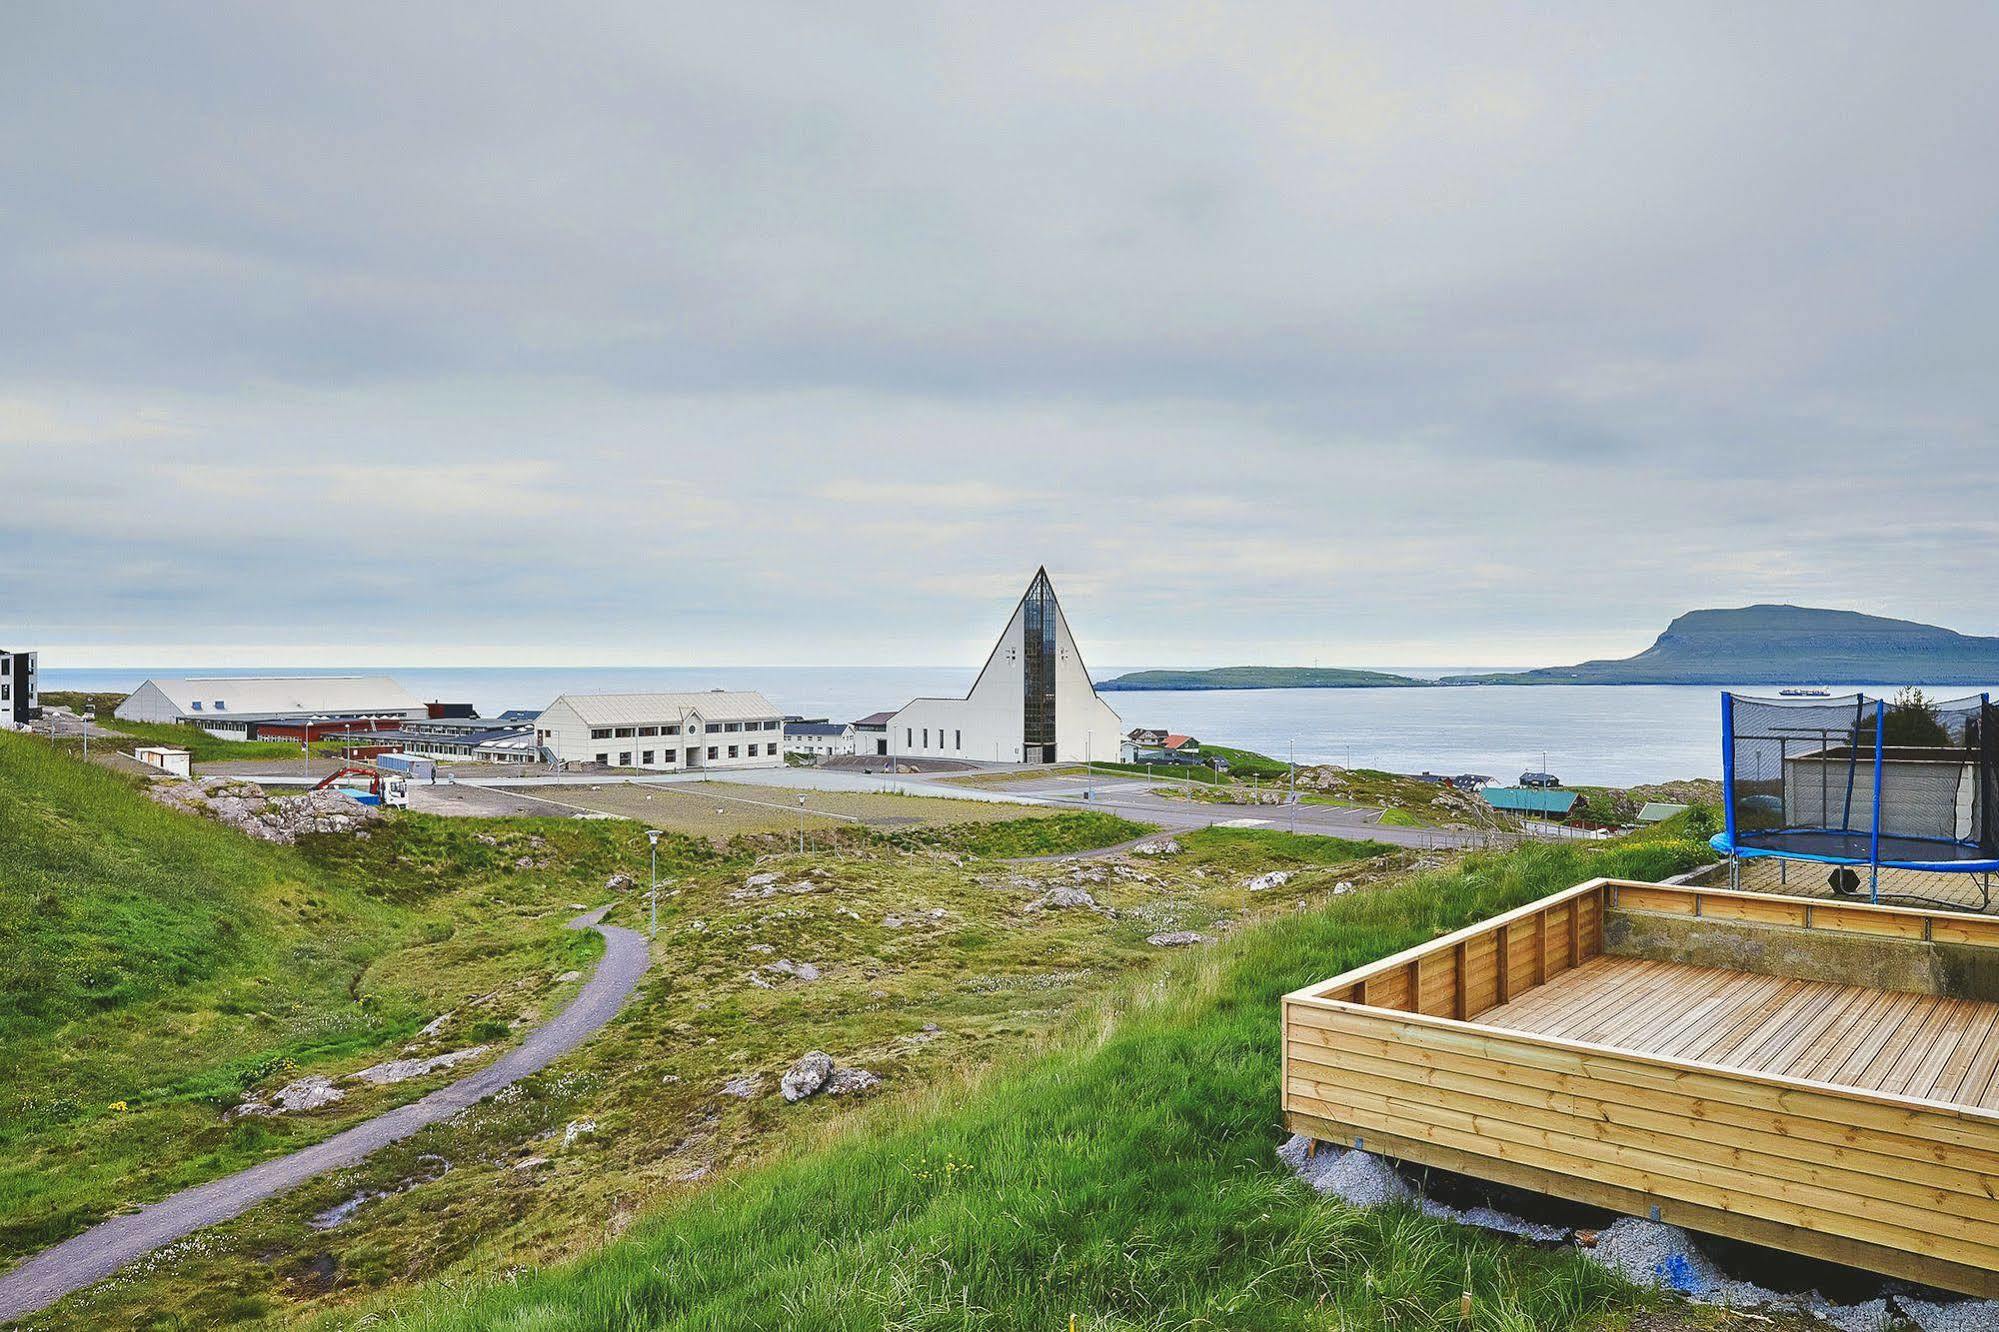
xmin=1721 ymin=690 xmax=1998 ymax=871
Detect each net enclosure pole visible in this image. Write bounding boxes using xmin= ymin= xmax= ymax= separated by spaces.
xmin=1721 ymin=692 xmax=1737 ymax=851
xmin=1870 ymin=697 xmax=1886 ymax=904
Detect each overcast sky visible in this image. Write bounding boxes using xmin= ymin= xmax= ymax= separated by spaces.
xmin=5 ymin=3 xmax=1997 ymax=670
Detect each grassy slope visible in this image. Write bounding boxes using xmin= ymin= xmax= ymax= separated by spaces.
xmin=0 ymin=731 xmax=1172 ymax=1315
xmin=85 ymin=716 xmax=355 ymax=762
xmin=0 ymin=734 xmax=696 ymax=1260
xmin=331 ymin=827 xmax=1712 ymax=1332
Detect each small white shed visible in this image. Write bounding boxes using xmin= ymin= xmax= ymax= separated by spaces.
xmin=133 ymin=746 xmax=193 ymax=777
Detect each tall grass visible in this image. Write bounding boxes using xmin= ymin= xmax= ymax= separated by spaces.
xmin=351 ymin=834 xmax=1710 ymax=1331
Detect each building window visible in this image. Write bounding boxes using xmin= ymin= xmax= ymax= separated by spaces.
xmin=1021 ymin=568 xmax=1057 ymax=759
xmin=615 ymin=727 xmax=635 ymax=738
xmin=619 ymin=751 xmax=631 ymax=766
xmin=922 ymin=728 xmax=929 ymax=747
xmin=662 ymin=749 xmax=676 ymax=764
xmin=596 ymin=752 xmax=608 ymax=764
xmin=707 ymin=746 xmax=718 ymax=760
xmin=906 ymin=728 xmax=912 ymax=746
xmin=706 ymin=723 xmax=721 ymax=734
xmin=191 ymin=701 xmax=202 ymax=711
xmin=724 ymin=722 xmax=741 ymax=732
xmin=665 ymin=724 xmax=679 ymax=735
xmin=591 ymin=728 xmax=611 ymax=740
xmin=642 ymin=750 xmax=654 ymax=764
xmin=639 ymin=726 xmax=658 ymax=737
xmin=955 ymin=730 xmax=961 ymax=750
xmin=726 ymin=745 xmax=738 ymax=758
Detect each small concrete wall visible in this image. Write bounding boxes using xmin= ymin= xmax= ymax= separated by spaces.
xmin=1604 ymin=908 xmax=1999 ymax=1002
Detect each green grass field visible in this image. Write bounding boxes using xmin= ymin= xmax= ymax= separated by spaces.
xmin=5 ymin=725 xmax=1725 ymax=1331
xmin=0 ymin=732 xmax=716 ymax=1264
xmin=324 ymin=827 xmax=1715 ymax=1332
xmin=79 ymin=715 xmax=358 ymax=763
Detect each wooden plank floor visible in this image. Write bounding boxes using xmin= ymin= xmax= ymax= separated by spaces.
xmin=1477 ymin=955 xmax=1999 ymax=1111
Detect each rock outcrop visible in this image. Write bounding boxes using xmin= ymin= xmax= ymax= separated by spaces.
xmin=146 ymin=777 xmax=383 ymax=843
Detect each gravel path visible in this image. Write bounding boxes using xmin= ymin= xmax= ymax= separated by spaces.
xmin=0 ymin=906 xmax=648 ymax=1324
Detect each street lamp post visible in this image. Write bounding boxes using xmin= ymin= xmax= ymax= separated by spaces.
xmin=303 ymin=716 xmax=323 ymax=780
xmin=645 ymin=828 xmax=662 ymax=939
xmin=83 ymin=707 xmax=94 ymax=762
xmin=796 ymin=794 xmax=807 ymax=855
xmin=1289 ymin=739 xmax=1297 ymax=833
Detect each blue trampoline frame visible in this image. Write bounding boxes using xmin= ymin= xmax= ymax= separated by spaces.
xmin=1708 ymin=690 xmax=1999 ymax=904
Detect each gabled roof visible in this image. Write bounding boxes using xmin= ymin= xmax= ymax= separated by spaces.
xmin=1163 ymin=734 xmax=1197 ymax=749
xmin=1637 ymin=801 xmax=1691 ymax=823
xmin=852 ymin=711 xmax=897 ymax=728
xmin=136 ymin=675 xmax=422 ymax=718
xmin=545 ymin=690 xmax=779 ymax=725
xmin=785 ymin=721 xmax=850 ymax=736
xmin=1483 ymin=787 xmax=1580 ymax=815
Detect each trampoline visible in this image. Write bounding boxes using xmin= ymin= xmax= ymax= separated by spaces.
xmin=1709 ymin=690 xmax=1999 ymax=906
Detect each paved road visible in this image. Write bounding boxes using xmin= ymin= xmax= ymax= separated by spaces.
xmin=0 ymin=907 xmax=648 ymax=1324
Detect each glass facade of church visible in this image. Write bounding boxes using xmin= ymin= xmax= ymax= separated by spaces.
xmin=1021 ymin=571 xmax=1058 ymax=762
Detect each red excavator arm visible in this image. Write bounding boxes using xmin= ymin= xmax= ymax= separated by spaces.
xmin=310 ymin=766 xmax=380 ymax=794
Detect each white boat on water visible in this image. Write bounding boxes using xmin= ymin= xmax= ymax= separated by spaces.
xmin=1778 ymin=686 xmax=1832 ymax=697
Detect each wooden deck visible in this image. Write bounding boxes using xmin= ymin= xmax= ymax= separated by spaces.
xmin=1282 ymin=878 xmax=1999 ymax=1298
xmin=1480 ymin=954 xmax=1999 ymax=1111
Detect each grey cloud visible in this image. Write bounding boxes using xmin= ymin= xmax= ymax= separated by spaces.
xmin=2 ymin=3 xmax=1997 ymax=661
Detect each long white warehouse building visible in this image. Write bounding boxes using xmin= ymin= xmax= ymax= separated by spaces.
xmin=887 ymin=568 xmax=1122 ymax=765
xmin=535 ymin=690 xmax=784 ymax=772
xmin=114 ymin=675 xmax=426 ymax=738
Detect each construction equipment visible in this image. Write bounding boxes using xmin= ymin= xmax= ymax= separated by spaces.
xmin=310 ymin=766 xmax=409 ymax=809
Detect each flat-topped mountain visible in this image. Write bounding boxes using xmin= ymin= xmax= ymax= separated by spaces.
xmin=1446 ymin=605 xmax=1999 ymax=686
xmin=1094 ymin=666 xmax=1430 ymax=691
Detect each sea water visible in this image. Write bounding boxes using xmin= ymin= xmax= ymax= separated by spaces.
xmin=41 ymin=666 xmax=1997 ymax=788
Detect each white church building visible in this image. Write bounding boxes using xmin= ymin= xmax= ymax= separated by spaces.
xmin=887 ymin=568 xmax=1123 ymax=765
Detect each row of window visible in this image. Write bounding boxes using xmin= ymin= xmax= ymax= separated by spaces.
xmin=905 ymin=727 xmax=962 ymax=751
xmin=592 ymin=742 xmax=779 ymax=766
xmin=586 ymin=719 xmax=777 ymax=741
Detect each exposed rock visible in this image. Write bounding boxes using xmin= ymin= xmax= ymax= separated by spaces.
xmin=745 ymin=871 xmax=781 ymax=889
xmin=825 ymin=1067 xmax=881 ymax=1095
xmin=605 ymin=872 xmax=636 ymax=893
xmin=554 ymin=970 xmax=582 ymax=984
xmin=473 ymin=833 xmax=501 ymax=846
xmin=230 ymin=1075 xmax=345 ymax=1118
xmin=308 ymin=1155 xmax=449 ymax=1230
xmin=1333 ymin=881 xmax=1354 ymax=895
xmin=417 ymin=1013 xmax=452 ymax=1039
xmin=146 ymin=778 xmax=384 ymax=844
xmin=762 ymin=959 xmax=821 ymax=982
xmin=1025 ymin=886 xmax=1100 ymax=912
xmin=1146 ymin=931 xmax=1215 ymax=947
xmin=718 ymin=1074 xmax=763 ymax=1099
xmin=513 ymin=1155 xmax=552 ymax=1172
xmin=1130 ymin=838 xmax=1181 ymax=856
xmin=1245 ymin=870 xmax=1293 ymax=891
xmin=350 ymin=1046 xmax=489 ymax=1086
xmin=561 ymin=1118 xmax=596 ymax=1148
xmin=780 ymin=1051 xmax=835 ymax=1102
xmin=514 ymin=856 xmax=538 ymax=869
xmin=781 ymin=1050 xmax=879 ymax=1102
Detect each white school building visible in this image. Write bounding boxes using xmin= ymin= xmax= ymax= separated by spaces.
xmin=886 ymin=568 xmax=1122 ymax=765
xmin=534 ymin=690 xmax=784 ymax=772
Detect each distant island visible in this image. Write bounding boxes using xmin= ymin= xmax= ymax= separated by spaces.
xmin=1444 ymin=605 xmax=1999 ymax=686
xmin=1094 ymin=666 xmax=1431 ymax=691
